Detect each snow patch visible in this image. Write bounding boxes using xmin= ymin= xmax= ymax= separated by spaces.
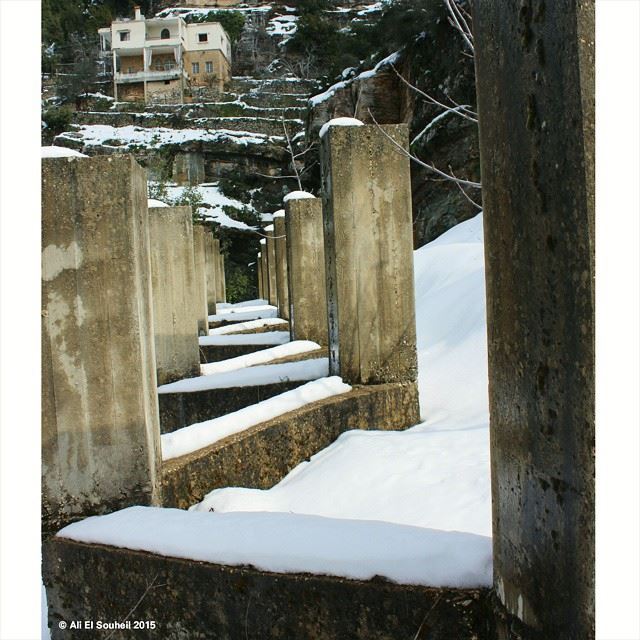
xmin=209 ymin=317 xmax=286 ymax=335
xmin=199 ymin=331 xmax=290 ymax=347
xmin=148 ymin=198 xmax=169 ymax=208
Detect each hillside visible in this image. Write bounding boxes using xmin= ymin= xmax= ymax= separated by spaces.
xmin=42 ymin=0 xmax=480 ymax=300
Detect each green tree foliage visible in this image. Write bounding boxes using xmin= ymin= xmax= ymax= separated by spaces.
xmin=42 ymin=107 xmax=73 ymax=135
xmin=186 ymin=11 xmax=245 ymax=44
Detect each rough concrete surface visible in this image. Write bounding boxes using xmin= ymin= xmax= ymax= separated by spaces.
xmin=44 ymin=538 xmax=491 ymax=640
xmin=273 ymin=216 xmax=290 ymax=320
xmin=320 ymin=125 xmax=418 ymax=386
xmin=473 ymin=0 xmax=595 ymax=637
xmin=148 ymin=206 xmax=200 ymax=385
xmin=42 ymin=155 xmax=161 ymax=534
xmin=285 ymin=198 xmax=328 ymax=346
xmin=192 ymin=225 xmax=210 ymax=336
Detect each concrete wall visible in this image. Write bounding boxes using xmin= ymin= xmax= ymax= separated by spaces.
xmin=42 ymin=155 xmax=161 ymax=534
xmin=172 ymin=152 xmax=205 ymax=185
xmin=192 ymin=225 xmax=209 ymax=336
xmin=320 ymin=124 xmax=418 ymax=385
xmin=204 ymin=230 xmax=218 ymax=316
xmin=273 ymin=215 xmax=290 ymax=320
xmin=285 ymin=198 xmax=328 ymax=345
xmin=148 ymin=206 xmax=201 ymax=385
xmin=473 ymin=1 xmax=595 ymax=638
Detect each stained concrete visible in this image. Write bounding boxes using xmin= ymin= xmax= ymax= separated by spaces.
xmin=473 ymin=1 xmax=595 ymax=637
xmin=162 ymin=381 xmax=420 ymax=508
xmin=41 ymin=155 xmax=161 ymax=534
xmin=44 ymin=538 xmax=491 ymax=640
xmin=257 ymin=252 xmax=264 ymax=299
xmin=265 ymin=228 xmax=278 ymax=307
xmin=284 ymin=197 xmax=328 ymax=345
xmin=158 ymin=380 xmax=304 ymax=434
xmin=148 ymin=206 xmax=200 ymax=385
xmin=203 ymin=231 xmax=218 ymax=316
xmin=273 ymin=216 xmax=290 ymax=320
xmin=192 ymin=225 xmax=210 ymax=336
xmin=320 ymin=124 xmax=418 ymax=386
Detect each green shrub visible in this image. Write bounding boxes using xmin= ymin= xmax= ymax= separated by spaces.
xmin=42 ymin=107 xmax=73 ymax=134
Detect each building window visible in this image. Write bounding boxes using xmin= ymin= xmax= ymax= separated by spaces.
xmin=205 ymin=61 xmax=213 ymax=74
xmin=198 ymin=33 xmax=208 ymax=43
xmin=161 ymin=28 xmax=170 ymax=40
xmin=119 ymin=31 xmax=130 ymax=42
xmin=192 ymin=62 xmax=200 ymax=74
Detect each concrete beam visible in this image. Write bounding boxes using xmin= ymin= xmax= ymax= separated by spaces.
xmin=273 ymin=214 xmax=290 ymax=320
xmin=148 ymin=206 xmax=201 ymax=385
xmin=320 ymin=124 xmax=418 ymax=385
xmin=41 ymin=155 xmax=161 ymax=534
xmin=192 ymin=225 xmax=210 ymax=336
xmin=284 ymin=197 xmax=328 ymax=345
xmin=265 ymin=227 xmax=278 ymax=307
xmin=472 ymin=1 xmax=595 ymax=637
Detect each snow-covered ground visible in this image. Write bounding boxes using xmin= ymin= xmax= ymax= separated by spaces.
xmin=58 ymin=214 xmax=491 ymax=587
xmin=194 ymin=214 xmax=490 ymax=538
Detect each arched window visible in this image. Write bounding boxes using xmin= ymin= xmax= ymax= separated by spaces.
xmin=161 ymin=28 xmax=170 ymax=40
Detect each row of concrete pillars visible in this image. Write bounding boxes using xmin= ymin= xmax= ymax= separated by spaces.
xmin=42 ymin=0 xmax=595 ymax=632
xmin=42 ymin=155 xmax=226 ymax=534
xmin=258 ymin=124 xmax=418 ymax=387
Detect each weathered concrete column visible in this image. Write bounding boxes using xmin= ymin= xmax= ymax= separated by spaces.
xmin=473 ymin=2 xmax=594 ymax=638
xmin=273 ymin=212 xmax=290 ymax=320
xmin=259 ymin=238 xmax=269 ymax=301
xmin=192 ymin=225 xmax=210 ymax=336
xmin=203 ymin=231 xmax=218 ymax=316
xmin=42 ymin=155 xmax=162 ymax=533
xmin=320 ymin=124 xmax=418 ymax=385
xmin=264 ymin=225 xmax=278 ymax=307
xmin=257 ymin=252 xmax=264 ymax=300
xmin=284 ymin=197 xmax=328 ymax=345
xmin=218 ymin=251 xmax=227 ymax=303
xmin=212 ymin=238 xmax=226 ymax=304
xmin=148 ymin=206 xmax=200 ymax=385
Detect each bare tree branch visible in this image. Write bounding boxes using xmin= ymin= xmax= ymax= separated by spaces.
xmin=444 ymin=0 xmax=475 ymax=53
xmin=282 ymin=117 xmax=303 ymax=190
xmin=367 ymin=109 xmax=481 ymax=189
xmin=390 ymin=64 xmax=477 ymax=123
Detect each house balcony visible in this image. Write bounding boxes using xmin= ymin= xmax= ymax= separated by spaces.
xmin=115 ymin=67 xmax=187 ymax=84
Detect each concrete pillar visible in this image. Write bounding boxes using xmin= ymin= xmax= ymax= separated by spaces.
xmin=148 ymin=206 xmax=200 ymax=385
xmin=257 ymin=252 xmax=264 ymax=300
xmin=284 ymin=197 xmax=328 ymax=345
xmin=212 ymin=238 xmax=225 ymax=303
xmin=218 ymin=251 xmax=227 ymax=303
xmin=204 ymin=231 xmax=218 ymax=316
xmin=320 ymin=124 xmax=418 ymax=385
xmin=265 ymin=226 xmax=278 ymax=307
xmin=259 ymin=238 xmax=269 ymax=302
xmin=192 ymin=225 xmax=209 ymax=336
xmin=273 ymin=213 xmax=290 ymax=320
xmin=473 ymin=3 xmax=595 ymax=638
xmin=41 ymin=155 xmax=161 ymax=533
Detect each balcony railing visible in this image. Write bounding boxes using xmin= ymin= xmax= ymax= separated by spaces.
xmin=115 ymin=67 xmax=185 ymax=83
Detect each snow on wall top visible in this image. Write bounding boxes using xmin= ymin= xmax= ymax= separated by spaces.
xmin=272 ymin=209 xmax=286 ymax=218
xmin=41 ymin=146 xmax=87 ymax=158
xmin=57 ymin=505 xmax=491 ymax=587
xmin=319 ymin=117 xmax=364 ymax=139
xmin=283 ymin=190 xmax=315 ymax=202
